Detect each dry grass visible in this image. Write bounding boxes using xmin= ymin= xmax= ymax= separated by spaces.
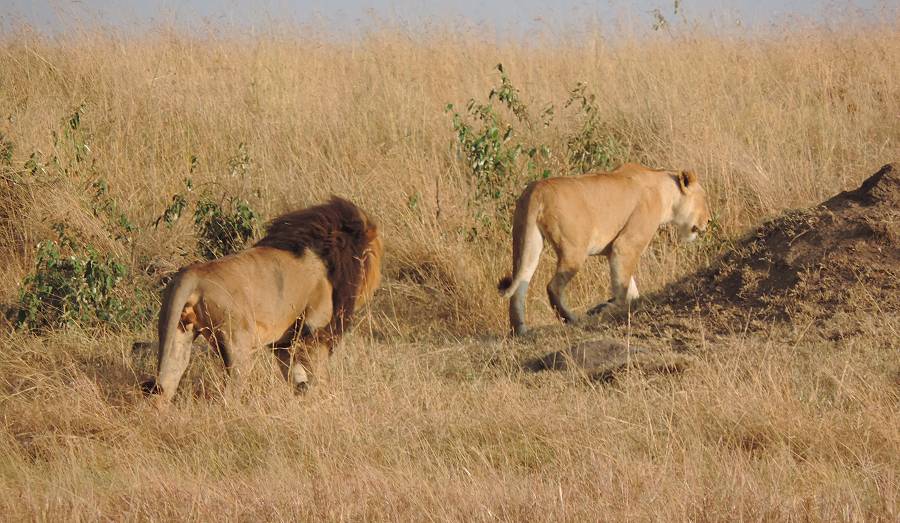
xmin=0 ymin=17 xmax=898 ymax=521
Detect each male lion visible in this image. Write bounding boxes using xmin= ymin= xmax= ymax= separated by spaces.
xmin=498 ymin=163 xmax=710 ymax=335
xmin=142 ymin=196 xmax=383 ymax=404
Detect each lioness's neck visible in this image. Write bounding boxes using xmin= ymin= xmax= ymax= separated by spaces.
xmin=655 ymin=172 xmax=684 ymax=225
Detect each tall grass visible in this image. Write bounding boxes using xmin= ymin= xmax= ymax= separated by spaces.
xmin=2 ymin=20 xmax=899 ymax=331
xmin=0 ymin=18 xmax=898 ymax=520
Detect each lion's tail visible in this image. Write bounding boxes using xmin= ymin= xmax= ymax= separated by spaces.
xmin=144 ymin=270 xmax=199 ymax=396
xmin=498 ymin=187 xmax=544 ymax=299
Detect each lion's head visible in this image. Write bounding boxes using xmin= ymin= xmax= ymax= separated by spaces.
xmin=355 ymin=210 xmax=383 ymax=307
xmin=672 ymin=170 xmax=711 ymax=242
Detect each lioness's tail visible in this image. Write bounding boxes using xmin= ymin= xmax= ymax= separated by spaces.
xmin=498 ymin=187 xmax=544 ymax=299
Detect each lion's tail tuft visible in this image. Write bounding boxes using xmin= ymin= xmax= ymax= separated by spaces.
xmin=140 ymin=378 xmax=161 ymax=396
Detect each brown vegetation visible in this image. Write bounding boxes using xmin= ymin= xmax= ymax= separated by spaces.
xmin=0 ymin=17 xmax=898 ymax=520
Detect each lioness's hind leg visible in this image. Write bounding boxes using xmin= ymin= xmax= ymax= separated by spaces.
xmin=509 ymin=281 xmax=529 ymax=336
xmin=547 ymin=255 xmax=583 ymax=325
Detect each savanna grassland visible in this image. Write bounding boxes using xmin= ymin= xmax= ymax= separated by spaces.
xmin=0 ymin=15 xmax=899 ymax=521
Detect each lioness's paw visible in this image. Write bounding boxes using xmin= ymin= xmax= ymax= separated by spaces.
xmin=511 ymin=323 xmax=530 ymax=337
xmin=587 ymin=301 xmax=615 ymax=316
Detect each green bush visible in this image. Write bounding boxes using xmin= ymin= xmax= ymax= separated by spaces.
xmin=0 ymin=133 xmax=12 ymax=166
xmin=447 ymin=67 xmax=635 ymax=236
xmin=194 ymin=196 xmax=258 ymax=260
xmin=565 ymin=82 xmax=628 ymax=173
xmin=16 ymin=225 xmax=140 ymax=331
xmin=155 ymin=149 xmax=260 ymax=260
xmin=446 ymin=64 xmax=552 ymax=234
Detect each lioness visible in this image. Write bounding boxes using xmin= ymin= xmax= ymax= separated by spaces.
xmin=142 ymin=197 xmax=383 ymax=404
xmin=498 ymin=163 xmax=710 ymax=335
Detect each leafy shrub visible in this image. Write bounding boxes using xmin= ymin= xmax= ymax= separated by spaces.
xmin=90 ymin=178 xmax=137 ymax=242
xmin=155 ymin=149 xmax=260 ymax=259
xmin=0 ymin=133 xmax=12 ymax=166
xmin=8 ymin=106 xmax=155 ymax=331
xmin=564 ymin=82 xmax=628 ymax=173
xmin=447 ymin=67 xmax=638 ymax=237
xmin=16 ymin=225 xmax=141 ymax=331
xmin=446 ymin=64 xmax=552 ymax=233
xmin=156 ymin=176 xmax=193 ymax=229
xmin=194 ymin=196 xmax=258 ymax=259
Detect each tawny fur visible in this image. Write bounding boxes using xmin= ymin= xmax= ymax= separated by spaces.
xmin=498 ymin=163 xmax=710 ymax=335
xmin=143 ymin=197 xmax=383 ymax=405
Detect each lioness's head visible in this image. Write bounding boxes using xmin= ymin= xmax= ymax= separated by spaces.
xmin=673 ymin=170 xmax=711 ymax=242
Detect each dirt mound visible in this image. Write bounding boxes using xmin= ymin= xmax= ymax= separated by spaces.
xmin=646 ymin=163 xmax=900 ymax=333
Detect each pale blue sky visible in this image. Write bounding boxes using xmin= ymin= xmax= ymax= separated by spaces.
xmin=0 ymin=0 xmax=895 ymax=37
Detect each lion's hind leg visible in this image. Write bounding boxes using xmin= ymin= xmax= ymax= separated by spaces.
xmin=152 ymin=321 xmax=196 ymax=405
xmin=214 ymin=329 xmax=255 ymax=400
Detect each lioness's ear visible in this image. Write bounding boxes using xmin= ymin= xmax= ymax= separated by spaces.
xmin=678 ymin=170 xmax=698 ymax=193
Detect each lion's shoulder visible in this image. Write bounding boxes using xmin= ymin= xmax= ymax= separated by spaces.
xmin=254 ymin=196 xmax=382 ymax=330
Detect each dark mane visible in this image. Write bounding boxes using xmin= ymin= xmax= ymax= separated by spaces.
xmin=255 ymin=196 xmax=374 ymax=334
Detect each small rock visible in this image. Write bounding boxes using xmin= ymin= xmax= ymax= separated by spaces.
xmin=524 ymin=338 xmax=690 ymax=381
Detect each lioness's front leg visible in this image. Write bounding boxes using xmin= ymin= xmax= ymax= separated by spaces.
xmin=589 ymin=245 xmax=642 ymax=315
xmin=587 ymin=276 xmax=638 ymax=316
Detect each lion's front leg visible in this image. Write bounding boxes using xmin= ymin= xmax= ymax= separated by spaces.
xmin=273 ymin=346 xmax=310 ymax=393
xmin=272 ymin=323 xmax=335 ymax=395
xmin=294 ymin=336 xmax=332 ymax=392
xmin=292 ymin=286 xmax=335 ymax=392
